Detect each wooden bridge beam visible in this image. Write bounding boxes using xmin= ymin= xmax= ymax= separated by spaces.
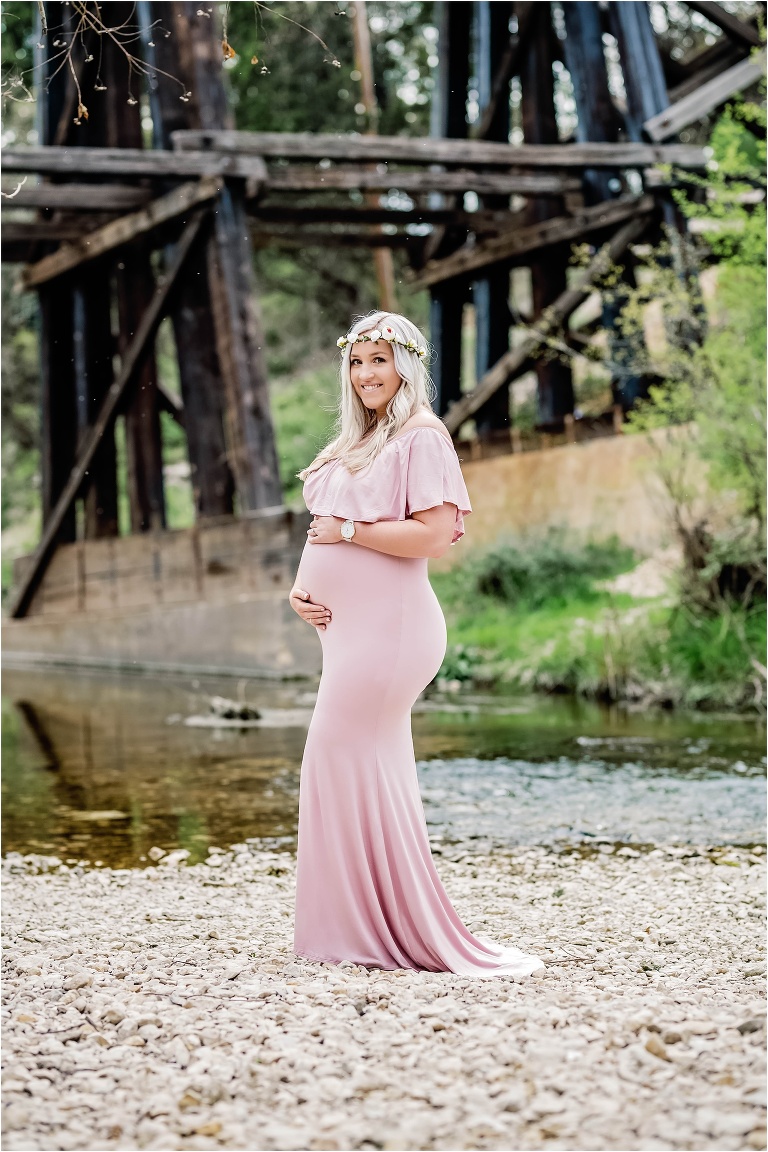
xmin=20 ymin=177 xmax=222 ymax=289
xmin=442 ymin=213 xmax=653 ymax=434
xmin=409 ymin=196 xmax=654 ymax=290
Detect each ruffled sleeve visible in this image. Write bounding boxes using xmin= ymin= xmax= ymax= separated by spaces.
xmin=404 ymin=428 xmax=473 ymax=545
xmin=301 ymin=426 xmax=473 ymax=545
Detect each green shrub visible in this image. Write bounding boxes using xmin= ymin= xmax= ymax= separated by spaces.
xmin=467 ymin=531 xmax=635 ymax=610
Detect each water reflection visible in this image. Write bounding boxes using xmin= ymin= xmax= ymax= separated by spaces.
xmin=2 ymin=666 xmax=765 ymax=867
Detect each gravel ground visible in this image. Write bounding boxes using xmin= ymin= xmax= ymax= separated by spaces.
xmin=2 ymin=844 xmax=766 ymax=1152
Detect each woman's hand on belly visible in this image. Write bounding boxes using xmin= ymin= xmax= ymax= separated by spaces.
xmin=308 ymin=515 xmax=344 ymax=544
xmin=289 ymin=585 xmax=332 ymax=630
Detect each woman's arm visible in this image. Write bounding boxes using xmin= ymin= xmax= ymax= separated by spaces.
xmin=309 ymin=504 xmax=457 ymax=560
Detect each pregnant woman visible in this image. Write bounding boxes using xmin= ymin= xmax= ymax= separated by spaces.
xmin=288 ymin=311 xmax=544 ymax=979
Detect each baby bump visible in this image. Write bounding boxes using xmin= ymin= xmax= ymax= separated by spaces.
xmin=299 ymin=540 xmax=447 ymax=705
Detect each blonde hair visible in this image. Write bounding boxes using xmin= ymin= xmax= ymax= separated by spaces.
xmin=297 ymin=310 xmax=437 ymax=479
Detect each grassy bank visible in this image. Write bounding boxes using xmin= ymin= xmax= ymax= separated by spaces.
xmin=431 ymin=534 xmax=766 ymax=714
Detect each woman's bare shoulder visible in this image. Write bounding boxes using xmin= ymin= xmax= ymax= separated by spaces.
xmin=398 ymin=409 xmax=452 ymax=443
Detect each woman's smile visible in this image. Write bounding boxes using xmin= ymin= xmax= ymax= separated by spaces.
xmin=350 ymin=337 xmax=402 ymax=418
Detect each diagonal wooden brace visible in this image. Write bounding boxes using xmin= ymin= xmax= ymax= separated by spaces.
xmin=20 ymin=176 xmax=221 ymax=290
xmin=7 ymin=211 xmax=207 ymax=619
xmin=409 ymin=195 xmax=656 ymax=289
xmin=442 ymin=212 xmax=654 ymax=434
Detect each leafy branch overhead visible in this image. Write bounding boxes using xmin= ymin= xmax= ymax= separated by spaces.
xmin=3 ymin=1 xmax=345 ymax=122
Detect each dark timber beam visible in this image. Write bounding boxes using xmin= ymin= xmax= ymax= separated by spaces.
xmin=172 ymin=131 xmax=708 ymax=170
xmin=72 ymin=276 xmax=120 ymax=538
xmin=7 ymin=212 xmax=206 ymax=619
xmin=38 ymin=288 xmax=77 ymax=546
xmin=2 ymin=146 xmax=268 ymax=180
xmin=644 ymin=51 xmax=766 ymax=142
xmin=428 ymin=1 xmax=472 ymax=421
xmin=34 ymin=1 xmax=78 ymax=547
xmin=683 ymin=2 xmax=763 ymax=48
xmin=20 ymin=177 xmax=222 ymax=289
xmin=207 ymin=182 xmax=283 ymax=511
xmin=442 ymin=213 xmax=653 ymax=434
xmin=146 ymin=0 xmax=281 ymax=515
xmin=521 ymin=3 xmax=574 ymax=429
xmin=6 ymin=185 xmax=152 ymax=212
xmin=140 ymin=0 xmax=235 ymax=520
xmin=264 ymin=167 xmax=582 ymax=197
xmin=409 ymin=195 xmax=655 ymax=288
xmin=472 ymin=0 xmax=514 ymax=439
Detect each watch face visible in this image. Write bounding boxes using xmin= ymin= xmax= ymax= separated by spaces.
xmin=342 ymin=521 xmax=354 ymax=539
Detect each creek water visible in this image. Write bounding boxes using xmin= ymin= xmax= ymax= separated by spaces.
xmin=2 ymin=666 xmax=765 ymax=868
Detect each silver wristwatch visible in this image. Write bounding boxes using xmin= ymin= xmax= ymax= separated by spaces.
xmin=340 ymin=519 xmax=356 ymax=542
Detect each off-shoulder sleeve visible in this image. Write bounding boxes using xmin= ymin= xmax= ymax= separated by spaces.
xmin=404 ymin=428 xmax=473 ymax=544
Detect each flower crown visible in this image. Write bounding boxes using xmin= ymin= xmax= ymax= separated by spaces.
xmin=336 ymin=324 xmax=428 ymax=360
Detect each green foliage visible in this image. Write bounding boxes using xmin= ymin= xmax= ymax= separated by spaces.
xmin=224 ymin=2 xmax=436 ymax=137
xmin=270 ymin=366 xmax=339 ymax=505
xmin=625 ymin=260 xmax=766 ymax=529
xmin=1 ymin=275 xmax=39 ymax=533
xmin=438 ymin=643 xmax=485 ymax=684
xmin=693 ymin=264 xmax=766 ymax=525
xmin=431 ymin=554 xmax=766 ymax=713
xmin=463 ymin=531 xmax=636 ymax=611
xmin=674 ymin=95 xmax=767 ymax=269
xmin=609 ymin=97 xmax=767 ymax=616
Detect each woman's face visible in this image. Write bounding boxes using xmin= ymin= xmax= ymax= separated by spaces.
xmin=349 ymin=338 xmax=402 ymax=420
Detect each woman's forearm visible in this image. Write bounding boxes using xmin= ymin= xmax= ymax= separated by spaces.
xmin=351 ymin=517 xmax=444 ymax=559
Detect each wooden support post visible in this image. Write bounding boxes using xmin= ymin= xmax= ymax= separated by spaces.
xmin=139 ymin=0 xmax=235 ymax=518
xmin=609 ymin=2 xmax=670 ymax=137
xmin=520 ymin=3 xmax=574 ymax=429
xmin=351 ymin=0 xmax=398 ymax=312
xmin=561 ymin=1 xmax=621 ymax=204
xmin=473 ymin=0 xmax=513 ymax=441
xmin=143 ymin=0 xmax=280 ymax=515
xmin=472 ymin=2 xmax=535 ymax=141
xmin=38 ymin=288 xmax=77 ymax=546
xmin=429 ymin=289 xmax=464 ymax=417
xmin=34 ymin=2 xmax=77 ymax=546
xmin=208 ymin=182 xmax=283 ymax=511
xmin=563 ymin=0 xmax=651 ymax=412
xmin=610 ymin=1 xmax=707 ymax=365
xmin=442 ymin=212 xmax=652 ymax=434
xmin=105 ymin=6 xmax=166 ymax=537
xmin=116 ymin=241 xmax=167 ymax=533
xmin=7 ymin=212 xmax=206 ymax=620
xmin=72 ymin=277 xmax=120 ymax=538
xmin=429 ymin=1 xmax=472 ymax=421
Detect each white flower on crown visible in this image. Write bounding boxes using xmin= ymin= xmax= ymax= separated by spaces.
xmin=335 ymin=325 xmax=428 ymax=359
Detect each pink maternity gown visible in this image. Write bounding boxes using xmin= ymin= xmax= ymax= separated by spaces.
xmin=293 ymin=425 xmax=545 ymax=978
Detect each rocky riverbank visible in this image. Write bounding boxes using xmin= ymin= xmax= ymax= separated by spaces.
xmin=2 ymin=844 xmax=766 ymax=1151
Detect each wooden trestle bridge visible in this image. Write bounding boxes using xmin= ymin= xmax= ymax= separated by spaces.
xmin=1 ymin=1 xmax=763 ymax=673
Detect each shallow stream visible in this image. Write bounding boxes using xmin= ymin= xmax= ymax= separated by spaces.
xmin=2 ymin=666 xmax=765 ymax=867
